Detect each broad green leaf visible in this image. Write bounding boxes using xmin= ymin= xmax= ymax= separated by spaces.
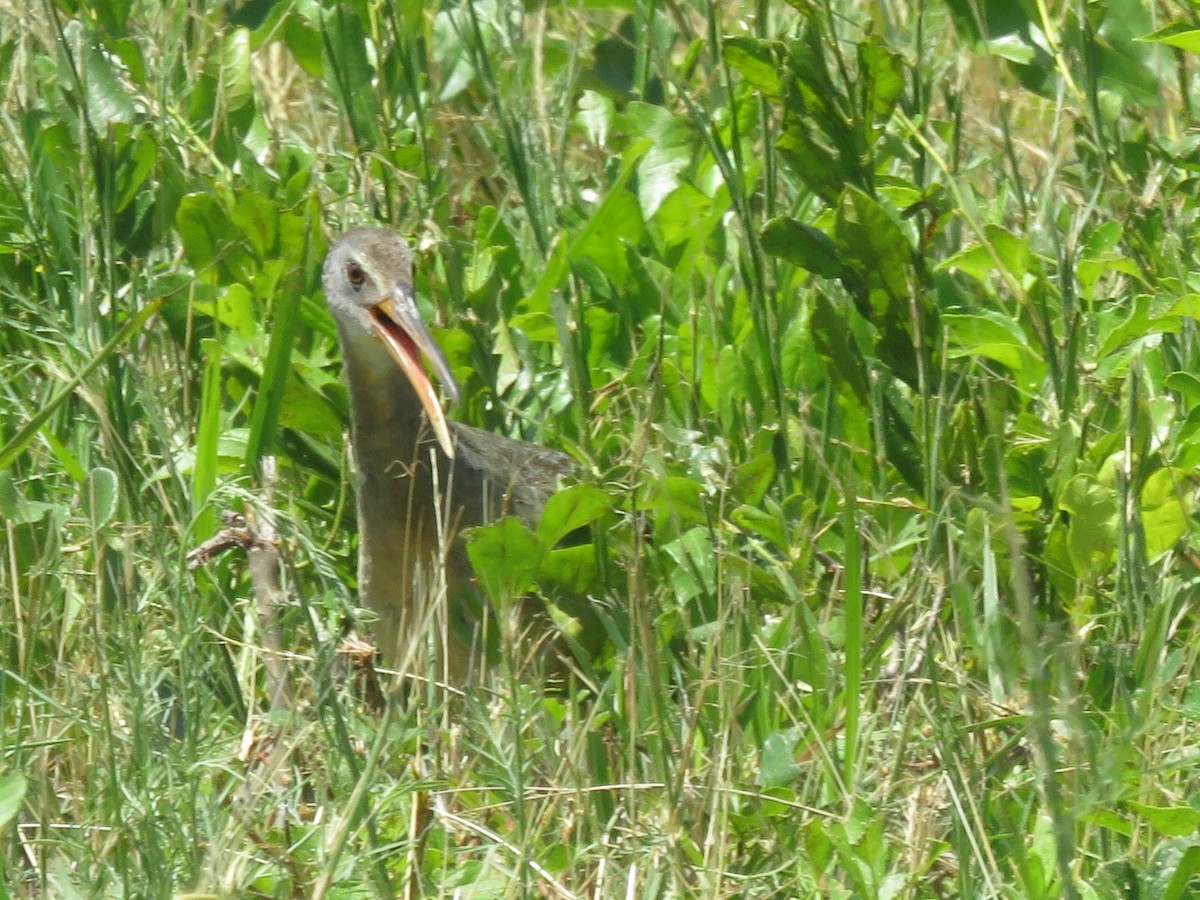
xmin=0 ymin=473 xmax=59 ymax=526
xmin=1130 ymin=802 xmax=1200 ymax=837
xmin=232 ymin=190 xmax=279 ymax=259
xmin=857 ymin=35 xmax=904 ymax=125
xmin=571 ymin=187 xmax=642 ymax=287
xmin=214 ymin=285 xmax=257 ymax=338
xmin=86 ymin=467 xmax=118 ymax=529
xmin=520 ymin=234 xmax=570 ymax=317
xmin=1139 ymin=23 xmax=1200 ymax=53
xmin=114 ymin=128 xmax=156 ymax=214
xmin=177 ymin=192 xmax=256 ymax=285
xmin=761 ymin=216 xmax=843 ymax=277
xmin=465 ymin=517 xmax=545 ymax=602
xmin=539 ymin=545 xmax=598 ymax=596
xmin=66 ymin=22 xmax=136 ymax=126
xmin=734 ymin=452 xmax=775 ymax=506
xmin=776 ymin=120 xmax=844 ymax=203
xmin=1165 ymin=371 xmax=1200 ymax=404
xmin=939 ymin=225 xmax=1029 ymax=283
xmin=218 ymin=28 xmax=254 ymax=111
xmin=1150 ymin=841 xmax=1200 ymax=900
xmin=943 ymin=311 xmax=1044 ymax=380
xmin=508 ymin=310 xmax=558 ymax=343
xmin=731 ymin=503 xmax=788 ymax=551
xmin=835 ymin=185 xmax=911 ymax=313
xmin=646 ymin=476 xmax=708 ymax=528
xmin=1079 ymin=808 xmax=1133 ymax=838
xmin=192 ymin=338 xmax=223 ymax=531
xmin=283 ymin=12 xmax=324 ymax=76
xmin=663 ymin=526 xmax=716 ymax=598
xmin=1168 ymin=294 xmax=1200 ymax=320
xmin=810 ymin=292 xmax=870 ymax=403
xmin=1141 ymin=468 xmax=1189 ymax=558
xmin=627 ymin=102 xmax=694 ymax=219
xmin=723 ymin=36 xmax=782 ymax=97
xmin=245 ymin=272 xmax=304 ymax=468
xmin=537 ymin=484 xmax=611 ymax=546
xmin=0 ymin=773 xmax=25 ymax=829
xmin=982 ymin=33 xmax=1038 ymax=64
xmin=759 ymin=729 xmax=803 ymax=787
xmin=577 ymin=90 xmax=615 ymax=147
xmin=277 ymin=374 xmax=344 ymax=439
xmin=1059 ymin=474 xmax=1117 ymax=578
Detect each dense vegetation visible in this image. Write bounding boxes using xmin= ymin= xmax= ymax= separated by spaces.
xmin=4 ymin=0 xmax=1200 ymax=895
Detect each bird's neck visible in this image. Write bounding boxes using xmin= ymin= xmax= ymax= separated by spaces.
xmin=337 ymin=321 xmax=427 ymax=430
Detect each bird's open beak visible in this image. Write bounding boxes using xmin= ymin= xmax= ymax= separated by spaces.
xmin=369 ymin=282 xmax=461 ymax=459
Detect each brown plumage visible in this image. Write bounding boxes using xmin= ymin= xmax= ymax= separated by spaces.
xmin=322 ymin=226 xmax=572 ymax=683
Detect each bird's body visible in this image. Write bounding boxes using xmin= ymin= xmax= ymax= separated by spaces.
xmin=322 ymin=227 xmax=572 ymax=683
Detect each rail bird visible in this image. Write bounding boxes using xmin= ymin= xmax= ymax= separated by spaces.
xmin=322 ymin=226 xmax=573 ymax=684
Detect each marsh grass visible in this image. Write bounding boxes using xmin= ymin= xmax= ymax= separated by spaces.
xmin=3 ymin=0 xmax=1200 ymax=897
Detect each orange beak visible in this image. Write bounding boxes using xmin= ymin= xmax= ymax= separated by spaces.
xmin=368 ymin=282 xmax=460 ymax=459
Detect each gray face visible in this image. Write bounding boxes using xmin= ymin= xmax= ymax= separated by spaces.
xmin=322 ymin=227 xmax=415 ymax=332
xmin=322 ymin=226 xmax=460 ymax=456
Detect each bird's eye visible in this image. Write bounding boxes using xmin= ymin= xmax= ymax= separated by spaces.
xmin=346 ymin=262 xmax=366 ymax=290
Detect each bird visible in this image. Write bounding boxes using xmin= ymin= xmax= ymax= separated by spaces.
xmin=321 ymin=226 xmax=575 ymax=685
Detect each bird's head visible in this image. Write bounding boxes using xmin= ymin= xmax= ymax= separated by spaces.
xmin=322 ymin=227 xmax=460 ymax=458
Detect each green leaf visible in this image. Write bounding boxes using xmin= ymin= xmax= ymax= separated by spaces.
xmin=577 ymin=90 xmax=615 ymax=146
xmin=465 ymin=517 xmax=545 ymax=602
xmin=192 ymin=338 xmax=223 ymax=532
xmin=759 ymin=729 xmax=802 ymax=787
xmin=857 ymin=35 xmax=904 ymax=125
xmin=939 ymin=225 xmax=1029 ymax=283
xmin=519 ymin=234 xmax=570 ymax=318
xmin=760 ymin=217 xmax=843 ymax=277
xmin=0 ymin=773 xmax=26 ymax=829
xmin=943 ymin=310 xmax=1045 ymax=382
xmin=776 ymin=119 xmax=844 ymax=203
xmin=835 ymin=185 xmax=911 ymax=314
xmin=177 ymin=192 xmax=256 ymax=285
xmin=218 ymin=28 xmax=254 ymax=111
xmin=627 ymin=102 xmax=694 ymax=219
xmin=733 ymin=452 xmax=775 ymax=506
xmin=723 ymin=36 xmax=782 ymax=97
xmin=232 ymin=190 xmax=279 ymax=259
xmin=0 ymin=473 xmax=59 ymax=526
xmin=731 ymin=503 xmax=788 ymax=550
xmin=1130 ymin=802 xmax=1200 ymax=837
xmin=982 ymin=33 xmax=1038 ymax=64
xmin=113 ymin=128 xmax=156 ymax=214
xmin=86 ymin=467 xmax=118 ymax=529
xmin=283 ymin=11 xmax=324 ymax=77
xmin=537 ymin=484 xmax=611 ymax=546
xmin=539 ymin=544 xmax=598 ymax=595
xmin=1139 ymin=23 xmax=1200 ymax=53
xmin=1151 ymin=841 xmax=1200 ymax=900
xmin=646 ymin=476 xmax=708 ymax=528
xmin=67 ymin=22 xmax=136 ymax=126
xmin=1059 ymin=474 xmax=1117 ymax=578
xmin=810 ymin=292 xmax=870 ymax=402
xmin=1141 ymin=468 xmax=1189 ymax=559
xmin=571 ymin=187 xmax=643 ymax=287
xmin=245 ymin=273 xmax=304 ymax=468
xmin=1165 ymin=371 xmax=1200 ymax=404
xmin=663 ymin=526 xmax=716 ymax=599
